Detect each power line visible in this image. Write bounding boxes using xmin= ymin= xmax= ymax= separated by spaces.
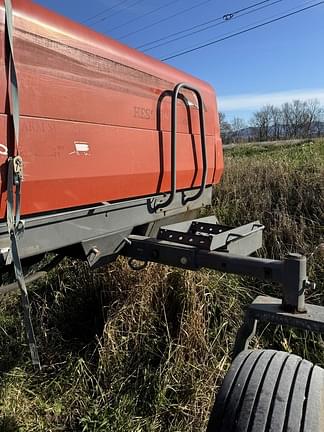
xmin=141 ymin=0 xmax=284 ymax=53
xmin=89 ymin=0 xmax=146 ymax=27
xmin=115 ymin=0 xmax=215 ymax=41
xmin=161 ymin=1 xmax=324 ymax=61
xmin=136 ymin=0 xmax=276 ymax=50
xmin=107 ymin=0 xmax=182 ymax=34
xmin=81 ymin=0 xmax=130 ymax=24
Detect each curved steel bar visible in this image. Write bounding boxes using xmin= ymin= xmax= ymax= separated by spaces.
xmin=181 ymin=85 xmax=208 ymax=205
xmin=154 ymin=83 xmax=208 ymax=212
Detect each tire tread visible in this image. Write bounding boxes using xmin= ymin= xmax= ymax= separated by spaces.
xmin=207 ymin=350 xmax=324 ymax=432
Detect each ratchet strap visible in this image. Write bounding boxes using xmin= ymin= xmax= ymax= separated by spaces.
xmin=4 ymin=0 xmax=40 ymax=368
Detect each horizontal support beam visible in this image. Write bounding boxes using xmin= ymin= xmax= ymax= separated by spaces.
xmin=122 ymin=236 xmax=308 ymax=312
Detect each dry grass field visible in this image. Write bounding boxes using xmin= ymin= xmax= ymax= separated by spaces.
xmin=0 ymin=140 xmax=323 ymax=431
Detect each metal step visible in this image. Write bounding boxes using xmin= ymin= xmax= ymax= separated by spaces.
xmin=157 ymin=216 xmax=264 ymax=256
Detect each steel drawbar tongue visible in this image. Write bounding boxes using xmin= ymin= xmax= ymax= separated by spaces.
xmin=4 ymin=0 xmax=41 ymax=369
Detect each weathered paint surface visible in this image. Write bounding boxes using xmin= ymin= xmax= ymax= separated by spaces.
xmin=0 ymin=0 xmax=224 ymax=219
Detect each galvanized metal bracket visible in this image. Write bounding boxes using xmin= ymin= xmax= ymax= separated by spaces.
xmin=157 ymin=216 xmax=264 ymax=255
xmin=233 ymin=295 xmax=324 ymax=358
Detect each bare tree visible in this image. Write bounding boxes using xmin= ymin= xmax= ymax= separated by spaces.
xmin=231 ymin=117 xmax=246 ymax=143
xmin=281 ymin=102 xmax=292 ymax=139
xmin=304 ymin=99 xmax=322 ymax=137
xmin=281 ymin=99 xmax=322 ymax=138
xmin=269 ymin=105 xmax=282 ymax=140
xmin=313 ymin=102 xmax=324 ymax=137
xmin=224 ymin=99 xmax=323 ymax=143
xmin=251 ymin=105 xmax=272 ymax=142
xmin=219 ymin=112 xmax=232 ymax=144
xmin=291 ymin=100 xmax=308 ymax=138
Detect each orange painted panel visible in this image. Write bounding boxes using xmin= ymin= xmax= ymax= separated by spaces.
xmin=0 ymin=8 xmax=6 ymax=114
xmin=0 ymin=1 xmax=224 ymax=219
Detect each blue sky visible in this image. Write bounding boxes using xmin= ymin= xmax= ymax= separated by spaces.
xmin=34 ymin=0 xmax=324 ymax=123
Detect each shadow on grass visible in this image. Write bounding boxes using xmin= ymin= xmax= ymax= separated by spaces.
xmin=0 ymin=260 xmax=110 ymax=373
xmin=0 ymin=261 xmax=116 ymax=429
xmin=1 ymin=258 xmax=181 ymax=370
xmin=0 ymin=416 xmax=20 ymax=432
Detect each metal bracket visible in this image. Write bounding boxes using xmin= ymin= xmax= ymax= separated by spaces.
xmin=13 ymin=155 xmax=23 ymax=181
xmin=233 ymin=295 xmax=324 ymax=358
xmin=157 ymin=217 xmax=264 ymax=254
xmin=122 ymin=217 xmax=319 ymax=330
xmin=122 ymin=240 xmax=310 ymax=309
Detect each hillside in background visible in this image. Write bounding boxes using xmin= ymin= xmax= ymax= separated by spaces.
xmin=236 ymin=121 xmax=324 ymax=142
xmin=236 ymin=121 xmax=324 ymax=141
xmin=0 ymin=140 xmax=323 ymax=431
xmin=220 ymin=99 xmax=324 ymax=144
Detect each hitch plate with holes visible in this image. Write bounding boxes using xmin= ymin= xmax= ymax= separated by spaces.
xmin=157 ymin=216 xmax=264 ymax=254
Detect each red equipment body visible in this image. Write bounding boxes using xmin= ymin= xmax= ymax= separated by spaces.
xmin=0 ymin=0 xmax=223 ymax=220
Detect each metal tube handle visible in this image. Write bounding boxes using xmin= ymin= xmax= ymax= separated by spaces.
xmin=154 ymin=83 xmax=208 ymax=211
xmin=180 ymin=84 xmax=208 ymax=205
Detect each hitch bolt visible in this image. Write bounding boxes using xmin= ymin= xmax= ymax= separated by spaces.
xmin=88 ymin=247 xmax=100 ymax=264
xmin=304 ymin=279 xmax=316 ymax=291
xmin=180 ymin=257 xmax=188 ymax=265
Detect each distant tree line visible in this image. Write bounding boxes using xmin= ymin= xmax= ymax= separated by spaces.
xmin=219 ymin=99 xmax=324 ymax=144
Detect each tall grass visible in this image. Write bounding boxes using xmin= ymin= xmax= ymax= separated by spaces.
xmin=0 ymin=141 xmax=323 ymax=431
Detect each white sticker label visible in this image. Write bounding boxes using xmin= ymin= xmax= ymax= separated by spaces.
xmin=70 ymin=142 xmax=90 ymax=155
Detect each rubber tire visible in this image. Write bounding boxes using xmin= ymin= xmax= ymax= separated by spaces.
xmin=207 ymin=349 xmax=324 ymax=432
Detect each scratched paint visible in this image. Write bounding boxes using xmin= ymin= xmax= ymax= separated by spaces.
xmin=0 ymin=0 xmax=223 ymax=220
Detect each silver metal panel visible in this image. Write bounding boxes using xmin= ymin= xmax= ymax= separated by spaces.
xmin=157 ymin=218 xmax=264 ymax=254
xmin=0 ymin=187 xmax=212 ymax=265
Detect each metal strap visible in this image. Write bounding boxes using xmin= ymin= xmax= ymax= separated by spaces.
xmin=4 ymin=0 xmax=40 ymax=368
xmin=4 ymin=0 xmax=19 ymax=145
